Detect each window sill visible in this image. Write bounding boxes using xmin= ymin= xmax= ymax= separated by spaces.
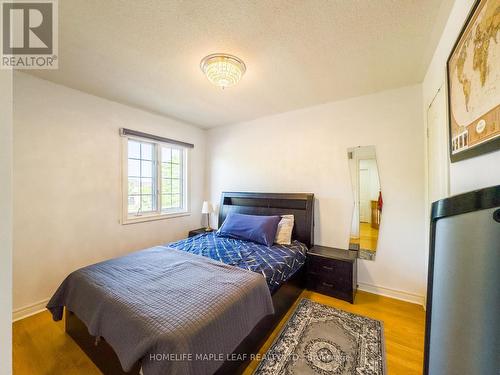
xmin=122 ymin=211 xmax=191 ymax=225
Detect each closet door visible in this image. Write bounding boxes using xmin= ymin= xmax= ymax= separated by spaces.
xmin=427 ymin=86 xmax=449 ymax=204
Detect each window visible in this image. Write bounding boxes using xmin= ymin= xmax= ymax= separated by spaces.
xmin=123 ymin=137 xmax=189 ymax=223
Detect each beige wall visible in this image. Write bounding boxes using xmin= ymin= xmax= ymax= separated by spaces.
xmin=13 ymin=73 xmax=207 ymax=316
xmin=0 ymin=70 xmax=13 ymax=374
xmin=207 ymin=84 xmax=427 ymax=304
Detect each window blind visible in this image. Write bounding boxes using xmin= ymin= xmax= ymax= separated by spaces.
xmin=120 ymin=128 xmax=194 ymax=148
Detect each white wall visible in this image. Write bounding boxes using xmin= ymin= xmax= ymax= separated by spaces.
xmin=0 ymin=70 xmax=13 ymax=375
xmin=423 ymin=0 xmax=500 ymax=196
xmin=13 ymin=73 xmax=207 ymax=317
xmin=207 ymin=84 xmax=427 ymax=304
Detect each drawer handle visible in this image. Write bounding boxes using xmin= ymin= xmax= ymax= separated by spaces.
xmin=322 ymin=282 xmax=334 ymax=288
xmin=322 ymin=265 xmax=334 ymax=271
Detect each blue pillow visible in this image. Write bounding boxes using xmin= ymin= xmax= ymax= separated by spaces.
xmin=217 ymin=213 xmax=281 ymax=247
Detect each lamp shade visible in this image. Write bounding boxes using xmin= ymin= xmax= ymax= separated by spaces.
xmin=201 ymin=201 xmax=212 ymax=214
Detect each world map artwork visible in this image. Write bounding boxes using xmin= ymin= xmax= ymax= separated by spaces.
xmin=448 ymin=0 xmax=499 ymax=158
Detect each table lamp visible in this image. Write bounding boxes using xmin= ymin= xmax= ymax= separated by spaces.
xmin=201 ymin=201 xmax=213 ymax=231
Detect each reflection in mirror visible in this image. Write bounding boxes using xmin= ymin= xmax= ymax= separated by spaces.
xmin=348 ymin=146 xmax=382 ymax=261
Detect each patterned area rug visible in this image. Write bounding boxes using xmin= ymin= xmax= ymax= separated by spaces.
xmin=254 ymin=299 xmax=385 ymax=375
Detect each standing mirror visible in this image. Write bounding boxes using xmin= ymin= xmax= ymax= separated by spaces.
xmin=347 ymin=146 xmax=382 ymax=260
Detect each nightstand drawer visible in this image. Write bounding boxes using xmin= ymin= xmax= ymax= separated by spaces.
xmin=306 ymin=272 xmax=352 ymax=292
xmin=307 ymin=255 xmax=351 ymax=280
xmin=306 ymin=274 xmax=354 ymax=302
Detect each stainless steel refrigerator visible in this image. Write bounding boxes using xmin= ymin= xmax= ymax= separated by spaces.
xmin=424 ymin=185 xmax=500 ymax=375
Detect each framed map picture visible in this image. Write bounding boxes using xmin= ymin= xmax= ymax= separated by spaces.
xmin=447 ymin=0 xmax=500 ymax=162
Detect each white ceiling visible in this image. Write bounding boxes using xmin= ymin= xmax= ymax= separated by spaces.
xmin=28 ymin=0 xmax=454 ymax=128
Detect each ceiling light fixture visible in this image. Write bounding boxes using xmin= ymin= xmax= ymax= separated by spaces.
xmin=200 ymin=53 xmax=246 ymax=88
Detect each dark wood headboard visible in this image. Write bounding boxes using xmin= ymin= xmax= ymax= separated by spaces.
xmin=218 ymin=192 xmax=315 ymax=248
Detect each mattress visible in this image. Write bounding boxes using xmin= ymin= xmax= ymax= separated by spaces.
xmin=168 ymin=231 xmax=307 ymax=293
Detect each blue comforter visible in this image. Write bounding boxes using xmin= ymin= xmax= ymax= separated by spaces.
xmin=168 ymin=232 xmax=307 ymax=293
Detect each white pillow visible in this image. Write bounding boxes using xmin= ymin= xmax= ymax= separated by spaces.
xmin=274 ymin=215 xmax=294 ymax=245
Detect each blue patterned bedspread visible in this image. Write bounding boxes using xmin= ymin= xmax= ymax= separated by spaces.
xmin=167 ymin=232 xmax=307 ymax=293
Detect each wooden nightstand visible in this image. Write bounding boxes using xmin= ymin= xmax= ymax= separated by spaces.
xmin=306 ymin=245 xmax=358 ymax=303
xmin=188 ymin=228 xmax=213 ymax=238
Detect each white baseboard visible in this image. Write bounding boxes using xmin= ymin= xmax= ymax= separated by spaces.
xmin=13 ymin=298 xmax=50 ymax=322
xmin=358 ymin=282 xmax=425 ymax=306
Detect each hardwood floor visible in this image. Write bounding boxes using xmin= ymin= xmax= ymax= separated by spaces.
xmin=350 ymin=222 xmax=379 ymax=251
xmin=243 ymin=290 xmax=425 ymax=374
xmin=13 ymin=290 xmax=425 ymax=375
xmin=13 ymin=311 xmax=101 ymax=375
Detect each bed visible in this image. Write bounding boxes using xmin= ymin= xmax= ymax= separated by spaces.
xmin=49 ymin=192 xmax=314 ymax=375
xmin=167 ymin=231 xmax=307 ymax=293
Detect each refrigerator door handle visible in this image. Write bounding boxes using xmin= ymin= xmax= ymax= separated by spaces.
xmin=493 ymin=209 xmax=500 ymax=223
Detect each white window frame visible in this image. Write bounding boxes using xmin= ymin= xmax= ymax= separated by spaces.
xmin=121 ymin=135 xmax=190 ymax=224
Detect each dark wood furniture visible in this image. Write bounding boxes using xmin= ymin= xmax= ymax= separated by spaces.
xmin=218 ymin=192 xmax=314 ymax=248
xmin=188 ymin=227 xmax=213 ymax=237
xmin=65 ymin=192 xmax=314 ymax=375
xmin=306 ymin=245 xmax=357 ymax=303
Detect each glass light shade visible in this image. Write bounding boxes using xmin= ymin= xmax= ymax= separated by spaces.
xmin=201 ymin=201 xmax=212 ymax=214
xmin=200 ymin=54 xmax=246 ymax=88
